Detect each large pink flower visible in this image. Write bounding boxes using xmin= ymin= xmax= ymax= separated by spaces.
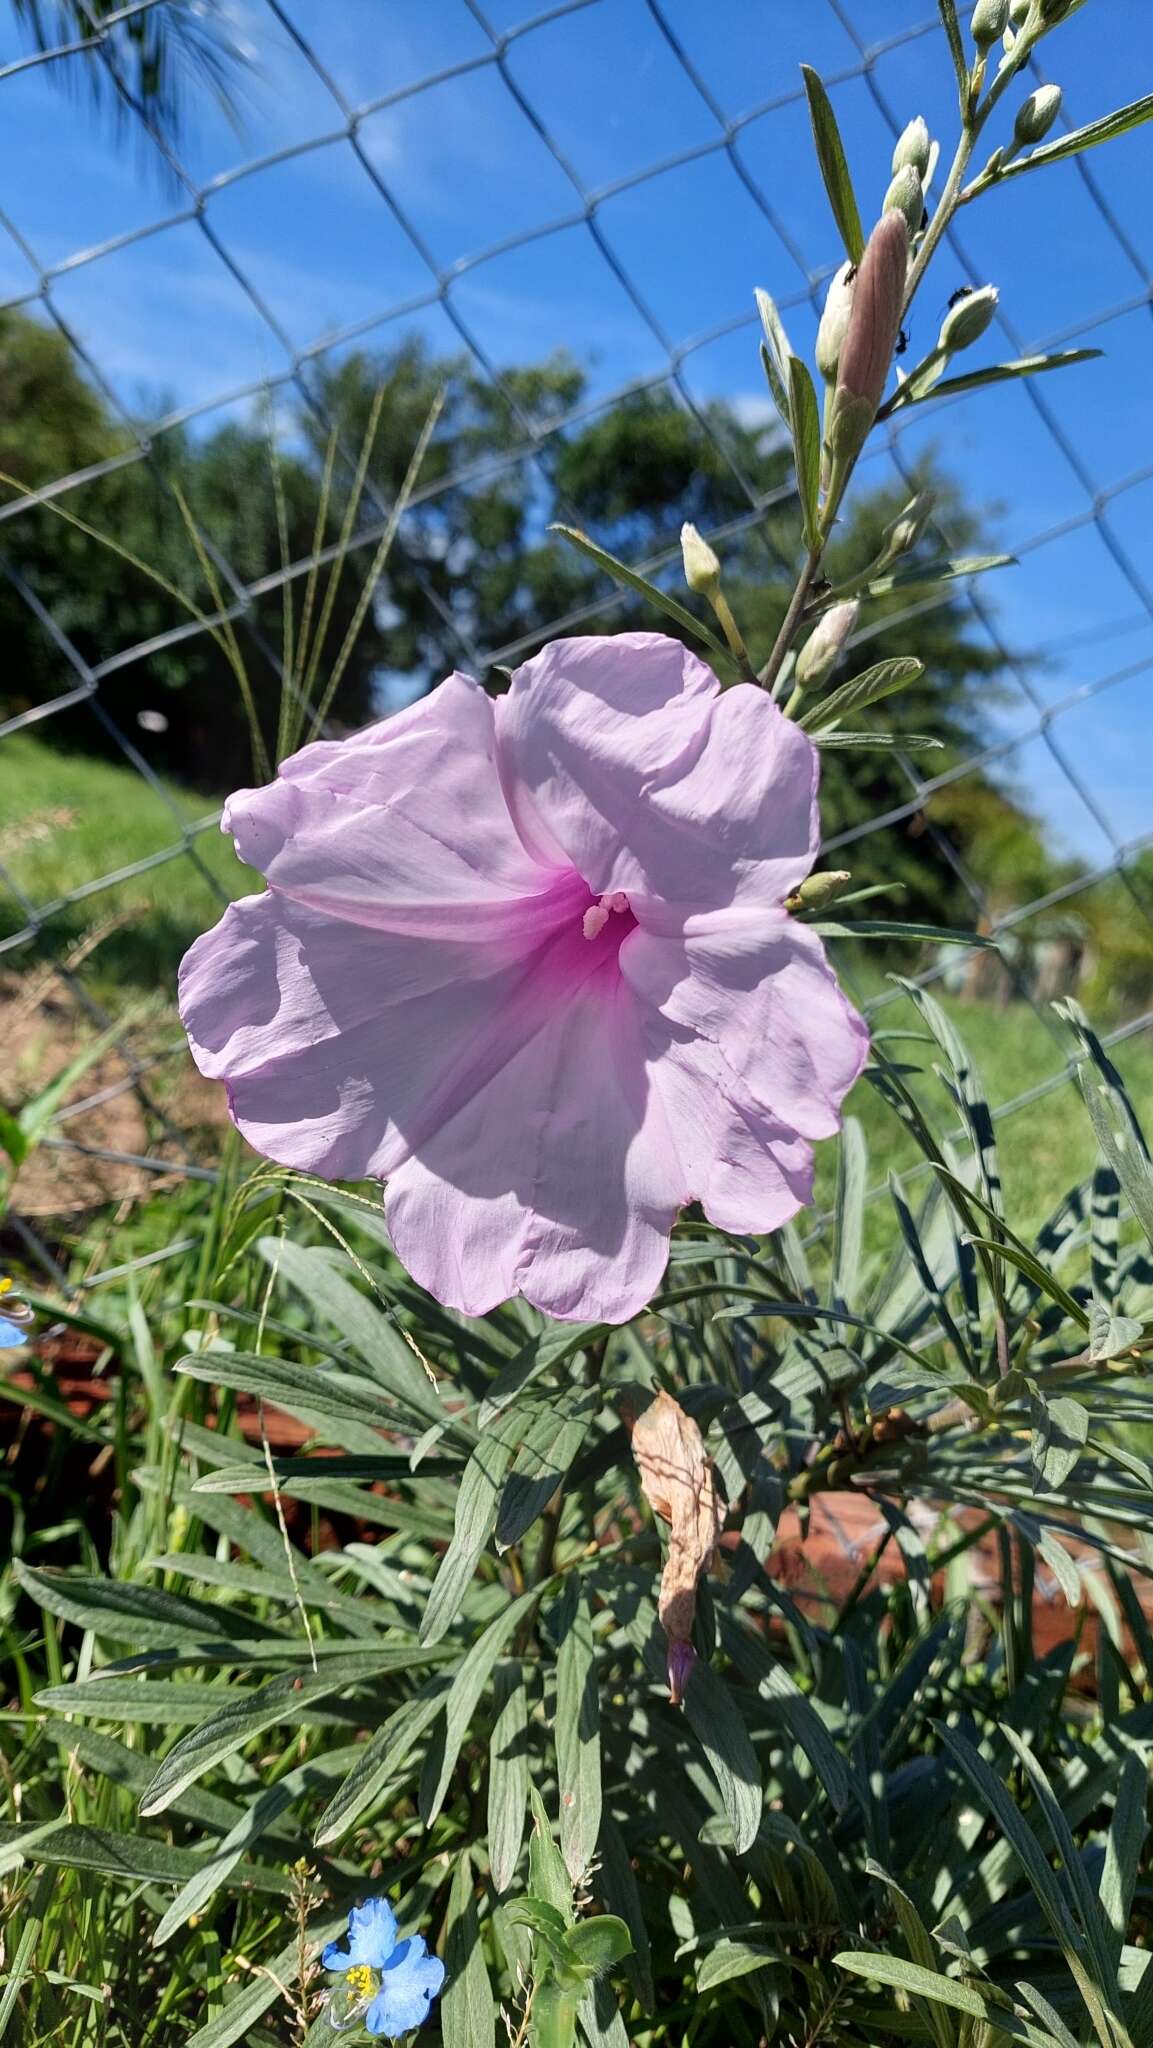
xmin=179 ymin=634 xmax=868 ymax=1323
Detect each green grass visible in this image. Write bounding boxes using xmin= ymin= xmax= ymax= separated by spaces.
xmin=0 ymin=734 xmax=249 ymax=994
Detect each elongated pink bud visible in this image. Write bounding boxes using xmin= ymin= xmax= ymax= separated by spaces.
xmin=835 ymin=211 xmax=909 ymax=421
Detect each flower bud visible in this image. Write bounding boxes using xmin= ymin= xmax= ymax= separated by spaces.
xmin=795 ymin=600 xmax=859 ymax=686
xmin=1040 ymin=0 xmax=1072 ymax=20
xmin=1014 ymin=82 xmax=1062 ymax=144
xmin=786 ymin=868 xmax=852 ymax=912
xmin=680 ymin=522 xmax=720 ymax=598
xmin=815 ymin=260 xmax=856 ymax=384
xmin=883 ymin=163 xmax=924 ymax=239
xmin=972 ymin=0 xmax=1009 ymax=43
xmin=1010 ymin=0 xmax=1032 ymax=21
xmin=831 ymin=211 xmax=908 ymax=455
xmin=939 ymin=283 xmax=998 ymax=352
xmin=883 ymin=489 xmax=935 ymax=560
xmin=892 ymin=116 xmax=931 ymax=180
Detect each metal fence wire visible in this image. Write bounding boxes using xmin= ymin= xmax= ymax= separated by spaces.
xmin=2 ymin=0 xmax=1153 ymax=1294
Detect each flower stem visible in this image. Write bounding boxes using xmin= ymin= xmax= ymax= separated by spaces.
xmin=761 ymin=546 xmax=821 ymax=693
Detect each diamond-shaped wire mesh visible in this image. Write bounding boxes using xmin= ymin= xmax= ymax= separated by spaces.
xmin=1 ymin=0 xmax=1152 ymax=1293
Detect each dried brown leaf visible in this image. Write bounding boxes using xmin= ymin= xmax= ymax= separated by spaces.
xmin=628 ymin=1389 xmax=724 ymax=1703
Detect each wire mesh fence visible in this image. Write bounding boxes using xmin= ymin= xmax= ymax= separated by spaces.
xmin=2 ymin=0 xmax=1152 ymax=1294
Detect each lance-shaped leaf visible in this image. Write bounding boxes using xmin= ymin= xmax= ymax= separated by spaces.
xmin=555 ymin=1580 xmax=602 ymax=1881
xmin=883 ymin=349 xmax=1102 ymax=415
xmin=549 ymin=526 xmax=731 ymax=664
xmin=813 ymin=731 xmax=943 ymax=751
xmin=801 ymin=656 xmax=924 ymax=730
xmin=787 ymin=353 xmax=823 ymax=551
xmin=755 ymin=288 xmax=794 ymax=429
xmin=442 ymin=1849 xmax=496 ymax=2048
xmin=800 ymin=65 xmax=864 ymax=263
xmin=627 ymin=1388 xmax=723 ymax=1704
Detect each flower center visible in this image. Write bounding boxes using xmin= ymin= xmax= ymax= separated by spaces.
xmin=581 ymin=890 xmax=631 ymax=942
xmin=328 ymin=1964 xmax=380 ymax=2031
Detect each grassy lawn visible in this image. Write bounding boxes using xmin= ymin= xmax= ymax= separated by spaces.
xmin=2 ymin=730 xmax=1151 ymax=1261
xmin=0 ymin=732 xmax=250 ymax=993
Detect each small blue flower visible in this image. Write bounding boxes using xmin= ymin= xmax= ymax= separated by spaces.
xmin=323 ymin=1896 xmax=446 ymax=2040
xmin=0 ymin=1279 xmax=31 ymax=1351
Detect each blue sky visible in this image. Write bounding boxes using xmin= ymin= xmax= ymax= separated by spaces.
xmin=1 ymin=0 xmax=1152 ymax=871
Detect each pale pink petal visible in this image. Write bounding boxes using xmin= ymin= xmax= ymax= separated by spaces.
xmin=498 ymin=635 xmax=818 ymax=906
xmin=226 ymin=673 xmax=561 ymax=941
xmin=645 ymin=1029 xmax=815 ymax=1235
xmin=386 ymin=964 xmax=685 ymax=1323
xmin=178 ymin=893 xmax=544 ymax=1179
xmin=621 ymin=910 xmax=869 ymax=1141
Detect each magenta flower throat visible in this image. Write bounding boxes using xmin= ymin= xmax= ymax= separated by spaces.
xmin=179 ymin=633 xmax=868 ymax=1323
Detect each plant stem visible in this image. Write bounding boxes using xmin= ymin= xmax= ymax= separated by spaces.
xmin=761 ymin=547 xmax=821 ymax=692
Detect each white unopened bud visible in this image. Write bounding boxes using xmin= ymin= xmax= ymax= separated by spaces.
xmin=795 ymin=600 xmax=859 ymax=687
xmin=816 ymin=260 xmax=856 ymax=384
xmin=883 ymin=489 xmax=935 ymax=559
xmin=972 ymin=0 xmax=1010 ymax=43
xmin=892 ymin=117 xmax=931 ymax=180
xmin=680 ymin=522 xmax=720 ymax=598
xmin=939 ymin=283 xmax=999 ymax=352
xmin=1014 ymin=83 xmax=1062 ymax=145
xmin=883 ymin=164 xmax=924 ymax=239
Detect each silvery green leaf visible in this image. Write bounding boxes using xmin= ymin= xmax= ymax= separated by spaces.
xmin=755 ymin=288 xmax=794 ymax=429
xmin=884 ymin=349 xmax=1102 ymax=415
xmin=813 ymin=731 xmax=943 ymax=750
xmin=800 ymin=65 xmax=865 ymax=264
xmin=549 ymin=525 xmax=731 ymax=664
xmin=936 ymin=0 xmax=968 ymax=102
xmin=787 ymin=353 xmax=823 ymax=551
xmin=866 ymin=553 xmax=1015 ymax=593
xmin=1030 ymin=1393 xmax=1088 ymax=1492
xmin=801 ymin=656 xmax=924 ymax=730
xmin=1087 ymin=1299 xmax=1144 ymax=1362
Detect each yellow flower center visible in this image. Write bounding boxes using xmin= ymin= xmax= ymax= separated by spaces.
xmin=344 ymin=1965 xmax=377 ymax=1999
xmin=0 ymin=1279 xmax=11 ymax=1297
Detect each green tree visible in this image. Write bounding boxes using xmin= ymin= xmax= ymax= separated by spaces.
xmin=0 ymin=310 xmax=1051 ymax=927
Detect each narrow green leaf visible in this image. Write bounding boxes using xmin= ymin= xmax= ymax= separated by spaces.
xmin=496 ymin=1394 xmax=595 ymax=1552
xmin=13 ymin=1561 xmax=277 ymax=1651
xmin=697 ymin=1941 xmax=781 ymax=1992
xmin=935 ymin=1725 xmax=1082 ymax=1959
xmin=488 ymin=1661 xmax=530 ymax=1893
xmin=866 ymin=553 xmax=1015 ymax=594
xmin=802 ymin=657 xmax=924 ymax=731
xmin=813 ymin=731 xmax=943 ymax=750
xmin=598 ymin=1817 xmax=655 ymax=2011
xmin=549 ymin=525 xmax=731 ymax=665
xmin=529 ymin=1784 xmax=575 ymax=1923
xmin=1101 ymin=1750 xmax=1148 ymax=1970
xmin=832 ymin=1114 xmax=867 ymax=1309
xmin=787 ymin=353 xmax=823 ymax=551
xmin=755 ymin=289 xmax=795 ymax=430
xmin=0 ymin=1105 xmax=28 ymax=1169
xmin=422 ymin=1586 xmax=545 ymax=1826
xmin=1030 ymin=1395 xmax=1088 ymax=1492
xmin=833 ymin=1954 xmax=1061 ymax=2045
xmin=0 ymin=1823 xmax=287 ymax=1894
xmin=885 ymin=349 xmax=1102 ymax=413
xmin=936 ymin=0 xmax=968 ymax=103
xmin=800 ymin=65 xmax=864 ymax=263
xmin=257 ymin=1236 xmax=444 ymax=1425
xmin=555 ymin=1581 xmax=602 ymax=1882
xmin=420 ymin=1407 xmax=527 ymax=1645
xmin=1037 ymin=1531 xmax=1082 ymax=1608
xmin=811 ymin=918 xmax=993 ymax=946
xmin=682 ymin=1661 xmax=762 ymax=1854
xmin=312 ymin=1684 xmax=448 ymax=1847
xmin=139 ymin=1651 xmax=441 ymax=1816
xmin=34 ymin=1678 xmax=261 ymax=1725
xmin=442 ymin=1849 xmax=496 ymax=2048
xmin=996 ymin=92 xmax=1153 ymax=183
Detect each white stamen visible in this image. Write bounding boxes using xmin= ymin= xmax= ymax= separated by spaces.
xmin=581 ymin=891 xmax=630 ymax=942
